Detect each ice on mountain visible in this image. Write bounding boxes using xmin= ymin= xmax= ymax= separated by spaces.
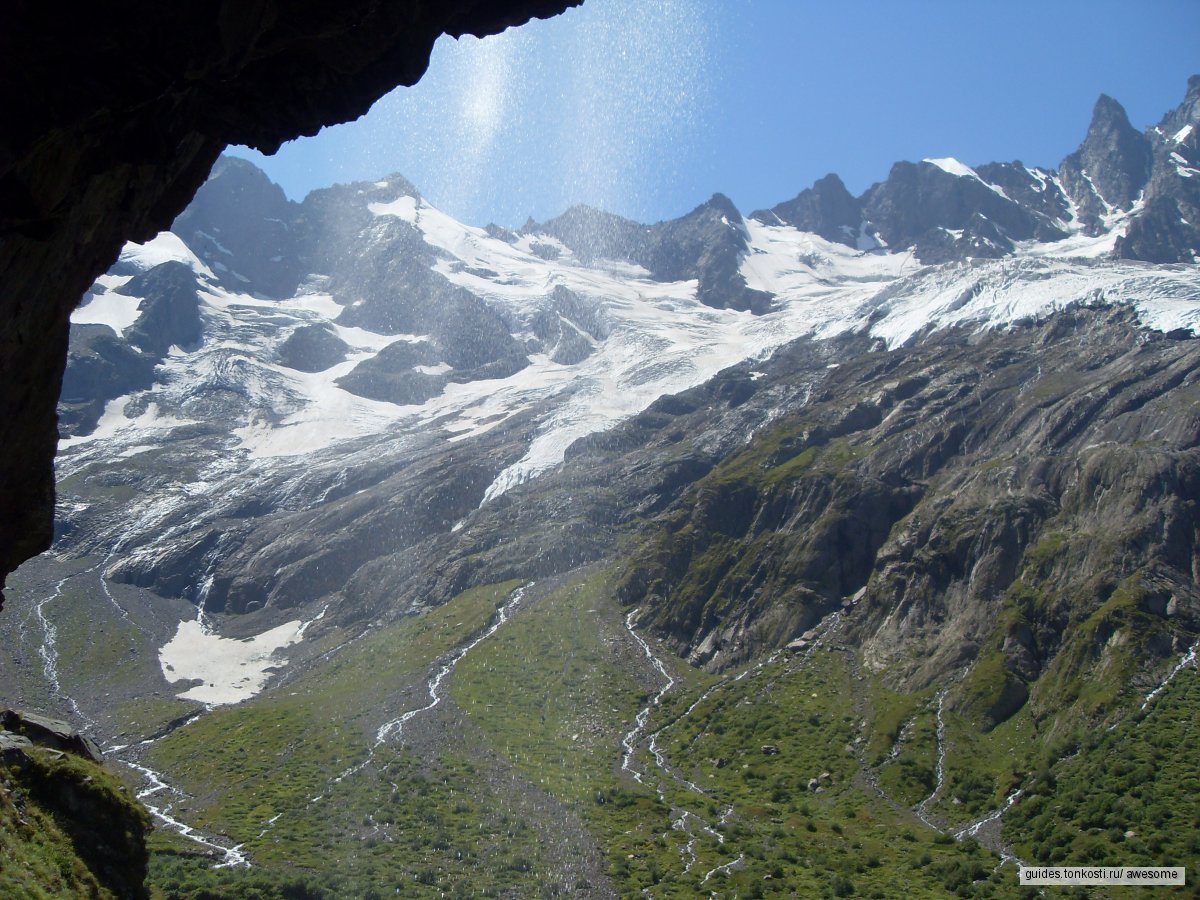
xmin=72 ymin=291 xmax=143 ymax=337
xmin=925 ymin=157 xmax=978 ymax=179
xmin=61 ymin=132 xmax=1200 ymax=507
xmin=368 ymin=195 xmax=419 ymax=223
xmin=120 ymin=231 xmax=215 ymax=278
xmin=924 ymin=157 xmax=1011 ymax=200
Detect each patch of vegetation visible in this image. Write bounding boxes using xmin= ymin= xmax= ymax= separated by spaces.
xmin=1031 ymin=574 xmax=1169 ymax=723
xmin=865 ymin=679 xmax=930 ymax=765
xmin=458 ymin=573 xmax=1026 ymax=896
xmin=1 ymin=747 xmax=150 ymax=899
xmin=955 ymin=643 xmax=1026 ymax=731
xmin=452 ymin=570 xmax=682 ymax=891
xmin=878 ymin=704 xmax=940 ymax=807
xmin=148 ymin=856 xmax=335 ymax=900
xmin=1026 ymin=370 xmax=1083 ymax=404
xmin=935 ymin=705 xmax=1039 ymax=823
xmin=1006 ymin=667 xmax=1200 ymax=896
xmin=109 ymin=696 xmax=204 ymax=744
xmin=142 ymin=581 xmax=557 ymax=896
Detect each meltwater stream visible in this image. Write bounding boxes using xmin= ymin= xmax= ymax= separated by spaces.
xmin=914 ymin=689 xmax=949 ymax=831
xmin=1142 ymin=639 xmax=1199 ymax=711
xmin=376 ymin=583 xmax=529 ymax=744
xmin=316 ymin=583 xmax=532 ymax=800
xmin=619 ymin=608 xmax=676 ymax=788
xmin=20 ymin=561 xmax=249 ymax=867
xmin=122 ymin=753 xmax=249 ymax=869
xmin=620 ymin=608 xmax=748 ymax=883
xmin=31 ymin=572 xmax=94 ymax=728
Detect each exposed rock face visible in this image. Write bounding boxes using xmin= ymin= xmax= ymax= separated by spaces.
xmin=122 ymin=262 xmax=205 ymax=359
xmin=861 ymin=160 xmax=1067 ymax=262
xmin=534 ymin=205 xmax=649 ymax=265
xmin=173 ymin=156 xmax=305 ymax=298
xmin=652 ymin=193 xmax=773 ymax=313
xmin=1059 ymin=94 xmax=1153 ymax=234
xmin=1116 ymin=76 xmax=1200 ymax=264
xmin=607 ymin=308 xmax=1200 ymax=727
xmin=59 ymin=325 xmax=158 ymax=436
xmin=277 ymin=324 xmax=350 ymax=373
xmin=1 ymin=709 xmax=103 ymax=763
xmin=752 ymin=172 xmax=864 ymax=247
xmin=337 ymin=339 xmax=448 ymax=405
xmin=535 ymin=193 xmax=772 ymax=312
xmin=0 ymin=0 xmax=579 ymax=602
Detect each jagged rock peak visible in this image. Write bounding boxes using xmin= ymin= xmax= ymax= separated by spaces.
xmin=173 ymin=155 xmax=304 ymax=298
xmin=1154 ymin=74 xmax=1200 ymax=137
xmin=1179 ymin=73 xmax=1200 ymax=109
xmin=1059 ymin=91 xmax=1152 ymax=227
xmin=206 ymin=154 xmax=285 ymax=187
xmin=361 ymin=172 xmax=422 ymax=199
xmin=696 ymin=192 xmax=742 ymax=221
xmin=1091 ymin=93 xmax=1134 ymax=129
xmin=752 ymin=172 xmax=863 ymax=247
xmin=1116 ymin=75 xmax=1200 ymax=264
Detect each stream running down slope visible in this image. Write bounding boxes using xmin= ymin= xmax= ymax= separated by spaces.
xmin=313 ymin=583 xmax=532 ymax=803
xmin=376 ymin=585 xmax=529 ymax=745
xmin=620 ymin=608 xmax=751 ymax=883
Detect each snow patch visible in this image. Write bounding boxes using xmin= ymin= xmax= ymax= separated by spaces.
xmin=58 ymin=400 xmax=198 ymax=451
xmin=72 ymin=291 xmax=142 ymax=337
xmin=368 ymin=195 xmax=419 ymax=223
xmin=159 ymin=612 xmax=321 ymax=705
xmin=925 ymin=157 xmax=978 ymax=179
xmin=121 ymin=232 xmax=215 ymax=278
xmin=924 ymin=157 xmax=1010 ymax=200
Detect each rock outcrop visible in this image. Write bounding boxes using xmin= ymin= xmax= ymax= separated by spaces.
xmin=606 ymin=308 xmax=1200 ymax=729
xmin=1 ymin=708 xmax=150 ymax=898
xmin=1116 ymin=75 xmax=1200 ymax=264
xmin=0 ymin=0 xmax=580 ymax=603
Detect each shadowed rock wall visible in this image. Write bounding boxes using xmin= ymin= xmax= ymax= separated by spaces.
xmin=0 ymin=0 xmax=578 ymax=599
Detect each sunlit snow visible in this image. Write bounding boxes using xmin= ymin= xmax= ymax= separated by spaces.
xmin=120 ymin=231 xmax=216 ymax=278
xmin=71 ymin=290 xmax=142 ymax=337
xmin=159 ymin=615 xmax=318 ymax=705
xmin=923 ymin=157 xmax=1010 ymax=200
xmin=66 ymin=186 xmax=1200 ymax=506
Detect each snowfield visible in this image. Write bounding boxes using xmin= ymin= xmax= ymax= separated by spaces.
xmin=69 ymin=189 xmax=1200 ymax=498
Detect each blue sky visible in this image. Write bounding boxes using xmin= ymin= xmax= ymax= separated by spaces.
xmin=228 ymin=0 xmax=1200 ymax=228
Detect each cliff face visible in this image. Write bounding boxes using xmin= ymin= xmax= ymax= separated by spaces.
xmin=609 ymin=307 xmax=1200 ymax=732
xmin=0 ymin=0 xmax=579 ymax=602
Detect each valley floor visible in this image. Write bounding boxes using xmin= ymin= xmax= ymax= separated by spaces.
xmin=5 ymin=562 xmax=1196 ymax=898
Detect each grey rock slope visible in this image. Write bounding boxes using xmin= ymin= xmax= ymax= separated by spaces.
xmin=597 ymin=308 xmax=1200 ymax=730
